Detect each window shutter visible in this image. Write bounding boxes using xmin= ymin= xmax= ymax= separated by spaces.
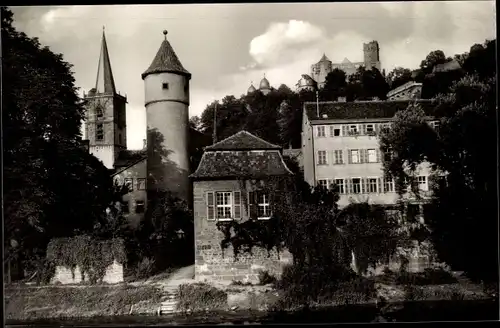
xmin=377 ymin=178 xmax=382 ymax=193
xmin=375 ymin=123 xmax=380 ymax=135
xmin=329 ymin=126 xmax=334 ymax=137
xmin=360 ymin=149 xmax=365 ymax=163
xmin=376 ymin=149 xmax=381 ymax=163
xmin=362 ymin=124 xmax=367 ymax=135
xmin=381 ymin=177 xmax=386 ymax=193
xmin=207 ymin=192 xmax=215 ymax=221
xmin=330 ymin=151 xmax=335 ymax=165
xmin=272 ymin=191 xmax=282 ymax=215
xmin=342 ymin=125 xmax=348 ymax=136
xmin=362 ymin=178 xmax=367 ymax=193
xmin=347 ymin=179 xmax=352 ymax=194
xmin=233 ymin=191 xmax=241 ymax=219
xmin=348 ymin=150 xmax=352 ymax=164
xmin=248 ymin=191 xmax=257 ymax=219
xmin=340 ymin=150 xmax=344 ymax=164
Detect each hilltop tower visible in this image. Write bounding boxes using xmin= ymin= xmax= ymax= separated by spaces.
xmin=311 ymin=53 xmax=333 ymax=89
xmin=363 ymin=41 xmax=381 ymax=71
xmin=142 ymin=30 xmax=191 ymax=201
xmin=84 ymin=28 xmax=127 ymax=169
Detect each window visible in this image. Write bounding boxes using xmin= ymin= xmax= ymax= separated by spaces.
xmin=124 ymin=178 xmax=133 ymax=191
xmin=384 ymin=177 xmax=395 ymax=193
xmin=121 ymin=201 xmax=129 ymax=214
xmin=334 ymin=150 xmax=343 ymax=164
xmin=352 ymin=178 xmax=361 ymax=194
xmin=368 ymin=178 xmax=378 ymax=193
xmin=349 ymin=125 xmax=358 ymax=135
xmin=418 ymin=176 xmax=428 ymax=191
xmin=366 ymin=124 xmax=374 ymax=134
xmin=350 ymin=150 xmax=360 ymax=163
xmin=367 ymin=149 xmax=377 ymax=163
xmin=317 ymin=150 xmax=328 ymax=165
xmin=184 ymin=81 xmax=189 ymax=93
xmin=334 ymin=179 xmax=344 ymax=194
xmin=119 ymin=134 xmax=122 ymax=144
xmin=330 ymin=126 xmax=341 ymax=137
xmin=317 ymin=179 xmax=328 ymax=189
xmin=137 ymin=178 xmax=146 ymax=190
xmin=257 ymin=191 xmax=271 ymax=219
xmin=96 ymin=107 xmax=103 ymax=119
xmin=162 ymin=82 xmax=169 ymax=90
xmin=135 ymin=200 xmax=145 ymax=214
xmin=317 ymin=126 xmax=326 ymax=137
xmin=216 ymin=192 xmax=233 ymax=220
xmin=96 ymin=124 xmax=104 ymax=141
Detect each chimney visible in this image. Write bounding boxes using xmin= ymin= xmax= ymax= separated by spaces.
xmin=143 ymin=139 xmax=147 ymax=149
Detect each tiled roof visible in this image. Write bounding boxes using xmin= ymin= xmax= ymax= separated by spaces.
xmin=114 ymin=149 xmax=147 ymax=168
xmin=305 ymin=100 xmax=436 ymax=122
xmin=205 ymin=130 xmax=281 ymax=151
xmin=189 ymin=149 xmax=293 ymax=180
xmin=142 ymin=34 xmax=191 ymax=80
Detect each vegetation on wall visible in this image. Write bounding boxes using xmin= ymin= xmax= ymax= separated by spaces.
xmin=379 ymin=39 xmax=497 ymax=282
xmin=46 ymin=235 xmax=126 ymax=284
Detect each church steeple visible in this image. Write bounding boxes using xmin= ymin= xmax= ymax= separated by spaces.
xmin=95 ymin=27 xmax=116 ymax=94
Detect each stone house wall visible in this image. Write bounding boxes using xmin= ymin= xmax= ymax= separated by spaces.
xmin=193 ymin=179 xmax=293 ymax=283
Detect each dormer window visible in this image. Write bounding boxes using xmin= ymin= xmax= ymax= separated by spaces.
xmin=162 ymin=83 xmax=169 ymax=90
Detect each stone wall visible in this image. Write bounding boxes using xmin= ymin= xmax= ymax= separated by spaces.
xmin=194 ymin=180 xmax=293 ymax=283
xmin=50 ymin=260 xmax=124 ymax=284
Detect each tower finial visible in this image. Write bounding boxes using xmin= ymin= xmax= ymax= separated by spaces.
xmin=163 ymin=30 xmax=168 ymax=40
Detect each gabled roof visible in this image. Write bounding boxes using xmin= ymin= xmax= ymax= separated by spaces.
xmin=142 ymin=31 xmax=191 ymax=80
xmin=95 ymin=29 xmax=116 ymax=94
xmin=205 ymin=130 xmax=281 ymax=151
xmin=190 ymin=149 xmax=293 ymax=180
xmin=305 ymin=100 xmax=436 ymax=122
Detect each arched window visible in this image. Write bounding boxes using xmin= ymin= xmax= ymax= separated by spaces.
xmin=96 ymin=106 xmax=103 ymax=119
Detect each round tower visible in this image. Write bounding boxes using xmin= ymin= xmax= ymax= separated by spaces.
xmin=142 ymin=30 xmax=191 ymax=201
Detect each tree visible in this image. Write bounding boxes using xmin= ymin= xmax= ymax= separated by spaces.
xmin=379 ymin=68 xmax=497 ymax=282
xmin=320 ymin=68 xmax=347 ymax=101
xmin=420 ymin=50 xmax=448 ymax=74
xmin=346 ymin=66 xmax=389 ymax=101
xmin=3 ymin=7 xmax=116 ymax=275
xmin=189 ymin=115 xmax=202 ymax=131
xmin=386 ymin=67 xmax=413 ymax=90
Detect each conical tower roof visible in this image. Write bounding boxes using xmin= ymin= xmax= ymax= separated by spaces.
xmin=259 ymin=74 xmax=270 ymax=89
xmin=318 ymin=53 xmax=331 ymax=63
xmin=95 ymin=27 xmax=116 ymax=94
xmin=142 ymin=30 xmax=191 ymax=80
xmin=247 ymin=82 xmax=256 ymax=94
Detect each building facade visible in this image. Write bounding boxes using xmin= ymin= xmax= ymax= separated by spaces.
xmin=301 ymin=99 xmax=439 ymax=216
xmin=190 ymin=131 xmax=293 ymax=283
xmin=308 ymin=41 xmax=382 ymax=89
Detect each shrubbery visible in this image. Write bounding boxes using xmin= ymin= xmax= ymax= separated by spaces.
xmin=379 ymin=267 xmax=457 ymax=286
xmin=134 ymin=257 xmax=156 ymax=280
xmin=258 ymin=270 xmax=277 ymax=286
xmin=176 ymin=283 xmax=227 ymax=313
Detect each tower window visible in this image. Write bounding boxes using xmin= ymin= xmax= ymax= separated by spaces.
xmin=119 ymin=134 xmax=122 ymax=144
xmin=184 ymin=81 xmax=188 ymax=93
xmin=96 ymin=107 xmax=103 ymax=119
xmin=96 ymin=124 xmax=104 ymax=141
xmin=162 ymin=83 xmax=169 ymax=90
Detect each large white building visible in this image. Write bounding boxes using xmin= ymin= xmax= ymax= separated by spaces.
xmin=301 ymin=99 xmax=440 ymax=218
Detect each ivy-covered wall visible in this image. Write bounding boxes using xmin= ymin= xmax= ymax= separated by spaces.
xmin=193 ymin=180 xmax=292 ymax=283
xmin=47 ymin=236 xmax=126 ymax=284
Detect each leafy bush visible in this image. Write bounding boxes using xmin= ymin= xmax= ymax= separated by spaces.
xmin=396 ymin=268 xmax=457 ymax=286
xmin=258 ymin=270 xmax=277 ymax=285
xmin=274 ymin=264 xmax=374 ymax=310
xmin=230 ymin=280 xmax=252 ymax=286
xmin=404 ymin=285 xmax=425 ymax=301
xmin=176 ymin=283 xmax=227 ymax=313
xmin=134 ymin=257 xmax=156 ymax=280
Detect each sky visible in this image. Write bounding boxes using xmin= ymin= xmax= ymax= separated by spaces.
xmin=11 ymin=2 xmax=496 ymax=149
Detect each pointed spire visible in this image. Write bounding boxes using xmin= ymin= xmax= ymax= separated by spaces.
xmin=142 ymin=30 xmax=191 ymax=80
xmin=319 ymin=53 xmax=331 ymax=63
xmin=95 ymin=27 xmax=116 ymax=94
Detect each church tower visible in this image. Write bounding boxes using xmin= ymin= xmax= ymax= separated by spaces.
xmin=363 ymin=40 xmax=381 ymax=71
xmin=142 ymin=30 xmax=191 ymax=201
xmin=84 ymin=28 xmax=127 ymax=169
